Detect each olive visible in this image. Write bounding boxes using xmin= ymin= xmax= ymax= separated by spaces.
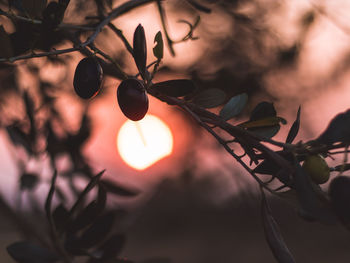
xmin=302 ymin=154 xmax=330 ymax=184
xmin=117 ymin=78 xmax=149 ymax=121
xmin=73 ymin=57 xmax=103 ymax=99
xmin=329 ymin=176 xmax=350 ymax=224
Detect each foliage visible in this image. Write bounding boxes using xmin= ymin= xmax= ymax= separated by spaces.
xmin=0 ymin=0 xmax=350 ymax=263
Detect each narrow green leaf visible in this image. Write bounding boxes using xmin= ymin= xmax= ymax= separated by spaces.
xmin=192 ymin=88 xmax=226 ymax=108
xmin=152 ymin=79 xmax=196 ymax=97
xmin=261 ymin=191 xmax=295 ymax=263
xmin=153 ymin=31 xmax=163 ymax=60
xmin=220 ymin=93 xmax=248 ymax=120
xmin=100 ymin=179 xmax=139 ymax=197
xmin=45 ymin=170 xmax=58 ymax=225
xmin=52 ymin=204 xmax=70 ymax=233
xmin=286 ymin=106 xmax=301 ymax=144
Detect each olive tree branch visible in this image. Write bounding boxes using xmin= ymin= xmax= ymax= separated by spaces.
xmin=0 ymin=0 xmax=156 ymax=63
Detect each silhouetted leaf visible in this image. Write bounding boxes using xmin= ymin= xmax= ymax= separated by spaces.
xmin=294 ymin=162 xmax=336 ymax=224
xmin=219 ymin=93 xmax=248 ymax=120
xmin=286 ymin=106 xmax=301 ymax=144
xmin=0 ymin=26 xmax=13 ymax=58
xmin=68 ymin=185 xmax=106 ymax=234
xmin=79 ymin=212 xmax=115 ymax=248
xmin=100 ymin=179 xmax=139 ymax=197
xmin=133 ymin=24 xmax=147 ymax=79
xmin=261 ymin=191 xmax=295 ymax=263
xmin=250 ymin=102 xmax=276 ymax=121
xmin=69 ymin=170 xmax=105 ymax=216
xmin=317 ymin=109 xmax=350 ymax=144
xmin=7 ymin=241 xmax=59 ymax=263
xmin=45 ymin=170 xmax=57 ymax=224
xmin=52 ymin=204 xmax=70 ymax=233
xmin=20 ymin=173 xmax=39 ymax=190
xmin=192 ymin=88 xmax=226 ymax=108
xmin=153 ymin=31 xmax=163 ymax=60
xmin=152 ymin=79 xmax=196 ymax=97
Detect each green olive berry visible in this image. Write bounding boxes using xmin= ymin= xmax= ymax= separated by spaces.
xmin=73 ymin=57 xmax=103 ymax=99
xmin=117 ymin=78 xmax=149 ymax=121
xmin=302 ymin=154 xmax=330 ymax=184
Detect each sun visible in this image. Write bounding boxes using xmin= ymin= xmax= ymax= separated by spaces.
xmin=117 ymin=114 xmax=174 ymax=170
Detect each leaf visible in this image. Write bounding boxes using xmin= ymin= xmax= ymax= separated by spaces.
xmin=20 ymin=173 xmax=39 ymax=190
xmin=68 ymin=186 xmax=106 ymax=234
xmin=261 ymin=191 xmax=295 ymax=263
xmin=0 ymin=26 xmax=13 ymax=58
xmin=7 ymin=241 xmax=59 ymax=263
xmin=45 ymin=170 xmax=57 ymax=225
xmin=219 ymin=93 xmax=248 ymax=120
xmin=79 ymin=212 xmax=115 ymax=248
xmin=293 ymin=162 xmax=336 ymax=224
xmin=286 ymin=106 xmax=301 ymax=144
xmin=239 ymin=117 xmax=286 ymax=129
xmin=153 ymin=31 xmax=163 ymax=60
xmin=192 ymin=88 xmax=226 ymax=108
xmin=316 ymin=109 xmax=350 ymax=144
xmin=250 ymin=102 xmax=276 ymax=121
xmin=52 ymin=204 xmax=70 ymax=233
xmin=69 ymin=170 xmax=105 ymax=216
xmin=152 ymin=79 xmax=196 ymax=97
xmin=133 ymin=24 xmax=147 ymax=80
xmin=100 ymin=179 xmax=139 ymax=197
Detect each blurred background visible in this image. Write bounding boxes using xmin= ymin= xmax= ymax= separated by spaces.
xmin=1 ymin=0 xmax=350 ymax=262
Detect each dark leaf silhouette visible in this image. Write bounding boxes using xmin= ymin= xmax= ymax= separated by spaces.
xmin=7 ymin=241 xmax=59 ymax=263
xmin=79 ymin=212 xmax=115 ymax=248
xmin=261 ymin=191 xmax=295 ymax=263
xmin=69 ymin=170 xmax=105 ymax=216
xmin=317 ymin=109 xmax=350 ymax=144
xmin=153 ymin=31 xmax=163 ymax=60
xmin=133 ymin=24 xmax=147 ymax=79
xmin=219 ymin=93 xmax=248 ymax=120
xmin=52 ymin=204 xmax=70 ymax=233
xmin=152 ymin=79 xmax=196 ymax=97
xmin=286 ymin=106 xmax=301 ymax=144
xmin=250 ymin=102 xmax=277 ymax=121
xmin=192 ymin=88 xmax=226 ymax=108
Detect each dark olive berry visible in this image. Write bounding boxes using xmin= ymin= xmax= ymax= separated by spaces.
xmin=73 ymin=57 xmax=103 ymax=99
xmin=117 ymin=79 xmax=149 ymax=121
xmin=329 ymin=176 xmax=350 ymax=224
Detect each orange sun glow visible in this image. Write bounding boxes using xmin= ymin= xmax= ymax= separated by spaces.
xmin=117 ymin=114 xmax=173 ymax=170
